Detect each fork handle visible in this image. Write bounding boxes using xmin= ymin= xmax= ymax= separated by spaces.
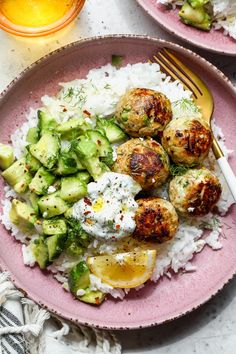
xmin=217 ymin=157 xmax=236 ymax=202
xmin=212 ymin=138 xmax=236 ymax=201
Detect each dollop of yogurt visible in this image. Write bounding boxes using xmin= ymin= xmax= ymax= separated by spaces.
xmin=72 ymin=172 xmax=141 ymax=240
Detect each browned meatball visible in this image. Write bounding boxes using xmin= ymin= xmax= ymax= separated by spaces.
xmin=112 ymin=138 xmax=170 ymax=190
xmin=162 ymin=117 xmax=212 ymax=166
xmin=133 ymin=197 xmax=179 ymax=243
xmin=115 ymin=88 xmax=172 ymax=137
xmin=169 ymin=168 xmax=222 ymax=216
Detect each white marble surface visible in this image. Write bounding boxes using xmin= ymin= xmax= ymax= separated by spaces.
xmin=0 ymin=1 xmax=236 ymax=353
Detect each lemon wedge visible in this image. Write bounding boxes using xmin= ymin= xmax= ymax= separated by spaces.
xmin=87 ymin=250 xmax=157 ymax=288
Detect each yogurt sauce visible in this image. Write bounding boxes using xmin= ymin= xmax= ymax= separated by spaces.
xmin=72 ymin=172 xmax=141 ymax=240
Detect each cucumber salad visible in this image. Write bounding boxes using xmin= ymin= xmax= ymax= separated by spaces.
xmin=158 ymin=0 xmax=236 ymax=39
xmin=0 ymin=61 xmax=234 ymax=305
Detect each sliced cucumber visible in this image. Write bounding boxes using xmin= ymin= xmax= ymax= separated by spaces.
xmin=96 ymin=118 xmax=126 ymax=143
xmin=86 ymin=130 xmax=113 ymax=166
xmin=79 ymin=290 xmax=106 ymax=305
xmin=26 ymin=127 xmax=40 ymax=144
xmin=72 ymin=136 xmax=98 ymax=158
xmin=68 ymin=261 xmax=90 ymax=295
xmin=29 ymin=133 xmax=60 ymax=169
xmin=9 ymin=199 xmax=37 ymax=233
xmin=29 ymin=167 xmax=56 ymax=195
xmin=29 ymin=193 xmax=40 ymax=214
xmin=42 ymin=218 xmax=67 ymax=235
xmin=76 ymin=171 xmax=91 ymax=184
xmin=83 ymin=157 xmax=109 ymax=180
xmin=46 ymin=234 xmax=66 ymax=261
xmin=2 ymin=158 xmax=32 ymax=193
xmin=56 ymin=118 xmax=91 ymax=140
xmin=25 ymin=152 xmax=42 ymax=174
xmin=60 ymin=176 xmax=87 ymax=203
xmin=38 ymin=193 xmax=68 ymax=218
xmin=31 ymin=237 xmax=49 ymax=269
xmin=55 ymin=150 xmax=84 ymax=176
xmin=38 ymin=110 xmax=58 ymax=136
xmin=0 ymin=143 xmax=14 ymax=170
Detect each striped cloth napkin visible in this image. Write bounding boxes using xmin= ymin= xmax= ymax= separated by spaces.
xmin=1 ymin=301 xmax=27 ymax=354
xmin=0 ymin=273 xmax=121 ymax=354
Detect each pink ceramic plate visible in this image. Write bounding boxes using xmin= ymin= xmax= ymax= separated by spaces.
xmin=136 ymin=0 xmax=236 ymax=55
xmin=0 ymin=35 xmax=236 ymax=329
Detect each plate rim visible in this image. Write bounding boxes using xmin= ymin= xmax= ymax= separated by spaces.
xmin=1 ymin=34 xmax=236 ymax=330
xmin=136 ymin=0 xmax=236 ymax=56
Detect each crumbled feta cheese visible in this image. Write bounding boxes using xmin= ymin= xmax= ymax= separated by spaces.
xmin=76 ymin=289 xmax=86 ymax=297
xmin=188 ymin=207 xmax=195 ymax=212
xmin=84 ymin=117 xmax=92 ymax=124
xmin=47 ymin=185 xmax=57 ymax=194
xmin=89 ymin=274 xmax=125 ymax=299
xmin=112 ymin=146 xmax=117 ymax=161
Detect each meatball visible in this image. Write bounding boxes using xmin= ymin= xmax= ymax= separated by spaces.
xmin=169 ymin=168 xmax=222 ymax=216
xmin=112 ymin=138 xmax=170 ymax=190
xmin=162 ymin=117 xmax=212 ymax=166
xmin=116 ymin=88 xmax=172 ymax=137
xmin=133 ymin=197 xmax=179 ymax=242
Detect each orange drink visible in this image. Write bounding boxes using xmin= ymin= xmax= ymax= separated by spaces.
xmin=0 ymin=0 xmax=85 ymax=37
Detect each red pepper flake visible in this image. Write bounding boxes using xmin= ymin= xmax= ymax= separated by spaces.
xmin=116 ymin=224 xmax=121 ymax=229
xmin=84 ymin=211 xmax=91 ymax=216
xmin=86 ymin=219 xmax=93 ymax=225
xmin=63 ymin=108 xmax=67 ymax=112
xmin=95 ymin=297 xmax=100 ymax=305
xmin=97 ymin=139 xmax=101 ymax=146
xmin=83 ymin=109 xmax=91 ymax=117
xmin=84 ymin=197 xmax=92 ymax=206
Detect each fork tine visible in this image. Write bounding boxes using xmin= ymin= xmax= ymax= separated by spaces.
xmin=162 ymin=48 xmax=214 ymax=105
xmin=153 ymin=53 xmax=198 ymax=99
xmin=162 ymin=49 xmax=203 ymax=96
xmin=153 ymin=54 xmax=179 ymax=82
xmin=156 ymin=50 xmax=203 ymax=99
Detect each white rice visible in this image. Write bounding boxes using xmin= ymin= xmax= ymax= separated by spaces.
xmin=11 ymin=108 xmax=38 ymax=159
xmin=158 ymin=0 xmax=236 ymax=40
xmin=0 ymin=62 xmax=234 ymax=299
xmin=22 ymin=244 xmax=36 ymax=267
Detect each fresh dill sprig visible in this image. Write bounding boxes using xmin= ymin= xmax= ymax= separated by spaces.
xmin=64 ymin=87 xmax=74 ymax=99
xmin=170 ymin=164 xmax=190 ymax=177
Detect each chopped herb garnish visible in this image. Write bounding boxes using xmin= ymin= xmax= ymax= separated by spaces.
xmin=170 ymin=164 xmax=190 ymax=177
xmin=143 ymin=114 xmax=150 ymax=126
xmin=64 ymin=87 xmax=74 ymax=99
xmin=111 ymin=55 xmax=124 ymax=68
xmin=183 ymin=181 xmax=189 ymax=188
xmin=199 ymin=216 xmax=221 ymax=231
xmin=107 ymin=219 xmax=115 ymax=229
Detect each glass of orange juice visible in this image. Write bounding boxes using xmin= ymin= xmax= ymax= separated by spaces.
xmin=0 ymin=0 xmax=85 ymax=37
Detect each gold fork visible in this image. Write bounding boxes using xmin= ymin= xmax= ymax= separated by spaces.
xmin=153 ymin=48 xmax=236 ymax=201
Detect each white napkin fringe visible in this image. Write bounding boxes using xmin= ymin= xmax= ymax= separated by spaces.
xmin=0 ymin=272 xmax=22 ymax=306
xmin=94 ymin=328 xmax=122 ymax=354
xmin=0 ymin=272 xmax=121 ymax=354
